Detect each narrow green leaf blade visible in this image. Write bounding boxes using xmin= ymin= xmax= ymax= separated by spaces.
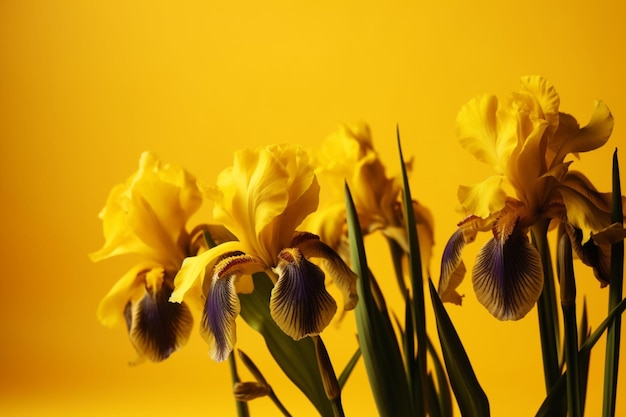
xmin=537 ymin=297 xmax=626 ymax=417
xmin=338 ymin=347 xmax=361 ymax=389
xmin=346 ymin=182 xmax=415 ymax=417
xmin=428 ymin=279 xmax=490 ymax=417
xmin=397 ymin=129 xmax=428 ymax=417
xmin=603 ymin=148 xmax=624 ymax=417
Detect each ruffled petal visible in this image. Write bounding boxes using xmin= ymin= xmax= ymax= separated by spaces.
xmin=519 ymin=75 xmax=560 ymax=136
xmin=457 ymin=175 xmax=507 ymax=218
xmin=90 ymin=152 xmax=202 ymax=268
xmin=97 ymin=262 xmax=161 ymax=328
xmin=472 ymin=224 xmax=544 ymax=320
xmin=213 ymin=145 xmax=319 ymax=264
xmin=270 ymin=248 xmax=338 ymax=340
xmin=293 ymin=232 xmax=358 ymax=310
xmin=456 ymin=94 xmax=501 ymax=168
xmin=127 ymin=270 xmax=194 ymax=362
xmin=170 ymin=240 xmax=245 ymax=303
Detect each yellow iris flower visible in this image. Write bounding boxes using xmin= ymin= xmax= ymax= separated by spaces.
xmin=90 ymin=152 xmax=203 ymax=363
xmin=170 ymin=144 xmax=357 ymax=362
xmin=307 ymin=123 xmax=434 ymax=277
xmin=438 ymin=76 xmax=625 ymax=320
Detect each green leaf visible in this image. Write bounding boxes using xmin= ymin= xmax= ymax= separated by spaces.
xmin=557 ymin=232 xmax=582 ymax=417
xmin=239 ymin=272 xmax=334 ymax=417
xmin=397 ymin=128 xmax=428 ymax=417
xmin=338 ymin=347 xmax=361 ymax=389
xmin=345 ymin=182 xmax=415 ymax=417
xmin=428 ymin=279 xmax=490 ymax=417
xmin=536 ymin=297 xmax=626 ymax=417
xmin=603 ymin=148 xmax=624 ymax=417
xmin=427 ymin=336 xmax=453 ymax=417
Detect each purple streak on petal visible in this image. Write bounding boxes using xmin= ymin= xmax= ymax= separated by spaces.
xmin=202 ymin=273 xmax=239 ymax=362
xmin=130 ymin=287 xmax=193 ymax=362
xmin=472 ymin=224 xmax=543 ymax=320
xmin=271 ymin=248 xmax=337 ymax=340
xmin=439 ymin=228 xmax=466 ymax=287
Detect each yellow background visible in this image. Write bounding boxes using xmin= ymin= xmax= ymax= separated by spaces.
xmin=1 ymin=1 xmax=625 ymax=416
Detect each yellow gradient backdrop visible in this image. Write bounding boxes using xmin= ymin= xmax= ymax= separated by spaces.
xmin=1 ymin=1 xmax=624 ymax=416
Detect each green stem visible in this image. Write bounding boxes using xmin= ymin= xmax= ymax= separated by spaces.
xmin=602 ymin=149 xmax=624 ymax=417
xmin=268 ymin=389 xmax=293 ymax=417
xmin=532 ymin=220 xmax=562 ymax=393
xmin=229 ymin=353 xmax=251 ymax=417
xmin=312 ymin=336 xmax=345 ymax=417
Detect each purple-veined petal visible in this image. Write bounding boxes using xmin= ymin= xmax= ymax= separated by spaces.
xmin=472 ymin=224 xmax=543 ymax=320
xmin=293 ymin=232 xmax=358 ymax=310
xmin=202 ymin=254 xmax=265 ymax=362
xmin=270 ymin=248 xmax=338 ymax=340
xmin=438 ymin=228 xmax=468 ymax=305
xmin=127 ymin=269 xmax=193 ymax=363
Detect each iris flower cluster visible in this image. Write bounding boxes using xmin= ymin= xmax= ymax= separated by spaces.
xmin=438 ymin=76 xmax=625 ymax=320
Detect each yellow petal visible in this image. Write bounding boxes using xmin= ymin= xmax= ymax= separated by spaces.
xmin=519 ymin=75 xmax=560 ymax=136
xmin=97 ymin=261 xmax=161 ymax=328
xmin=170 ymin=240 xmax=245 ymax=303
xmin=457 ymin=175 xmax=506 ymax=218
xmin=213 ymin=145 xmax=319 ymax=265
xmin=551 ymin=100 xmax=614 ymax=164
xmin=456 ymin=94 xmax=501 ymax=168
xmin=90 ymin=152 xmax=202 ymax=269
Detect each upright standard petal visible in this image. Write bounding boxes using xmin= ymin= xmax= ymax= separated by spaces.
xmin=270 ymin=248 xmax=338 ymax=340
xmin=457 ymin=94 xmax=502 ymax=168
xmin=91 ymin=152 xmax=202 ymax=269
xmin=472 ymin=223 xmax=544 ymax=320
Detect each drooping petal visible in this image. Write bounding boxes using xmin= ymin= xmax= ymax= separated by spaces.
xmin=457 ymin=175 xmax=507 ymax=218
xmin=201 ymin=254 xmax=266 ymax=362
xmin=558 ymin=170 xmax=623 ymax=239
xmin=97 ymin=262 xmax=161 ymax=328
xmin=438 ymin=228 xmax=469 ymax=305
xmin=293 ymin=232 xmax=358 ymax=310
xmin=472 ymin=224 xmax=544 ymax=320
xmin=591 ymin=222 xmax=626 ymax=246
xmin=170 ymin=240 xmax=245 ymax=303
xmin=127 ymin=270 xmax=193 ymax=363
xmin=270 ymin=248 xmax=338 ymax=340
xmin=550 ymin=100 xmax=614 ymax=165
xmin=564 ymin=223 xmax=610 ymax=286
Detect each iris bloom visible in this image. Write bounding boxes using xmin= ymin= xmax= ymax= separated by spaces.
xmin=307 ymin=123 xmax=434 ymax=276
xmin=170 ymin=144 xmax=358 ymax=362
xmin=90 ymin=152 xmax=202 ymax=363
xmin=438 ymin=76 xmax=625 ymax=320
